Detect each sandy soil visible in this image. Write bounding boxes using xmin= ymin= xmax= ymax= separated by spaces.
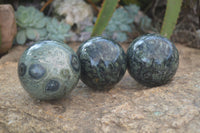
xmin=0 ymin=43 xmax=200 ymax=133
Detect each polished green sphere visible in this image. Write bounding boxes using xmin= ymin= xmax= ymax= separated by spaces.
xmin=127 ymin=34 xmax=179 ymax=87
xmin=18 ymin=40 xmax=80 ymax=100
xmin=77 ymin=37 xmax=127 ymax=90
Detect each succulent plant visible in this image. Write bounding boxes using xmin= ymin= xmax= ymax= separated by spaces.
xmin=46 ymin=18 xmax=71 ymax=42
xmin=15 ymin=6 xmax=72 ymax=45
xmin=103 ymin=4 xmax=153 ymax=42
xmin=102 ymin=4 xmax=139 ymax=42
xmin=15 ymin=6 xmax=47 ymax=45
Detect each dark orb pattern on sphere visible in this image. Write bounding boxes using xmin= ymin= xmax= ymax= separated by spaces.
xmin=18 ymin=63 xmax=26 ymax=76
xmin=127 ymin=34 xmax=179 ymax=87
xmin=18 ymin=40 xmax=80 ymax=100
xmin=28 ymin=64 xmax=46 ymax=80
xmin=71 ymin=55 xmax=80 ymax=72
xmin=46 ymin=80 xmax=60 ymax=92
xmin=77 ymin=37 xmax=127 ymax=90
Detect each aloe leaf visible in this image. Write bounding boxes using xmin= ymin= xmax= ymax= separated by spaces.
xmin=160 ymin=0 xmax=183 ymax=39
xmin=16 ymin=30 xmax=26 ymax=45
xmin=91 ymin=0 xmax=119 ymax=36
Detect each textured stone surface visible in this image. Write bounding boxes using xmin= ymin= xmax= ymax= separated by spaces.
xmin=127 ymin=34 xmax=179 ymax=87
xmin=0 ymin=43 xmax=200 ymax=133
xmin=0 ymin=4 xmax=17 ymax=54
xmin=53 ymin=0 xmax=93 ymax=26
xmin=77 ymin=37 xmax=127 ymax=90
xmin=18 ymin=41 xmax=80 ymax=100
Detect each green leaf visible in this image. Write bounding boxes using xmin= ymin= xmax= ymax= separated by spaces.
xmin=106 ymin=24 xmax=118 ymax=32
xmin=15 ymin=6 xmax=46 ymax=29
xmin=125 ymin=4 xmax=140 ymax=16
xmin=91 ymin=0 xmax=119 ymax=36
xmin=119 ymin=24 xmax=131 ymax=32
xmin=84 ymin=26 xmax=94 ymax=32
xmin=160 ymin=0 xmax=183 ymax=39
xmin=139 ymin=16 xmax=152 ymax=32
xmin=48 ymin=33 xmax=64 ymax=41
xmin=37 ymin=28 xmax=47 ymax=37
xmin=26 ymin=28 xmax=37 ymax=40
xmin=47 ymin=18 xmax=59 ymax=34
xmin=52 ymin=18 xmax=59 ymax=27
xmin=60 ymin=21 xmax=71 ymax=33
xmin=34 ymin=18 xmax=46 ymax=28
xmin=90 ymin=0 xmax=101 ymax=3
xmin=114 ymin=32 xmax=127 ymax=42
xmin=16 ymin=30 xmax=26 ymax=45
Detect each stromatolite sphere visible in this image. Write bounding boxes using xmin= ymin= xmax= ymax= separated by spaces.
xmin=18 ymin=40 xmax=80 ymax=100
xmin=77 ymin=37 xmax=127 ymax=90
xmin=127 ymin=34 xmax=179 ymax=87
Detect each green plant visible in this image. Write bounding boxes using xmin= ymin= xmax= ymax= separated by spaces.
xmin=91 ymin=0 xmax=119 ymax=36
xmin=160 ymin=0 xmax=183 ymax=39
xmin=120 ymin=0 xmax=151 ymax=9
xmin=139 ymin=15 xmax=153 ymax=32
xmin=103 ymin=5 xmax=138 ymax=42
xmin=15 ymin=6 xmax=47 ymax=45
xmin=120 ymin=0 xmax=140 ymax=5
xmin=103 ymin=4 xmax=153 ymax=42
xmin=88 ymin=0 xmax=101 ymax=4
xmin=15 ymin=6 xmax=71 ymax=44
xmin=46 ymin=18 xmax=71 ymax=42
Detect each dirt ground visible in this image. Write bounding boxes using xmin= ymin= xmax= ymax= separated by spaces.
xmin=0 ymin=43 xmax=200 ymax=133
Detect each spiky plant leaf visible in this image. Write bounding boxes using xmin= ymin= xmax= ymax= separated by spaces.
xmin=91 ymin=0 xmax=119 ymax=36
xmin=161 ymin=0 xmax=183 ymax=39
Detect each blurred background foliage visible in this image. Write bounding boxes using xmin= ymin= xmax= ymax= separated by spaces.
xmin=0 ymin=0 xmax=199 ymax=48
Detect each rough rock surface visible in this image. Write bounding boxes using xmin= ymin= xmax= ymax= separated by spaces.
xmin=0 ymin=43 xmax=200 ymax=133
xmin=53 ymin=0 xmax=93 ymax=26
xmin=0 ymin=4 xmax=17 ymax=54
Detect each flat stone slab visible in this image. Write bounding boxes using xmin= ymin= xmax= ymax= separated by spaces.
xmin=0 ymin=44 xmax=200 ymax=133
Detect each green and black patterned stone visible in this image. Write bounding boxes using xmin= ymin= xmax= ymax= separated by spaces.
xmin=127 ymin=34 xmax=179 ymax=87
xmin=77 ymin=37 xmax=127 ymax=90
xmin=18 ymin=40 xmax=80 ymax=100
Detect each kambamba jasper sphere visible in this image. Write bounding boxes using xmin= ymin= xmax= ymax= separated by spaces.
xmin=18 ymin=40 xmax=80 ymax=100
xmin=127 ymin=34 xmax=179 ymax=87
xmin=77 ymin=37 xmax=127 ymax=90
